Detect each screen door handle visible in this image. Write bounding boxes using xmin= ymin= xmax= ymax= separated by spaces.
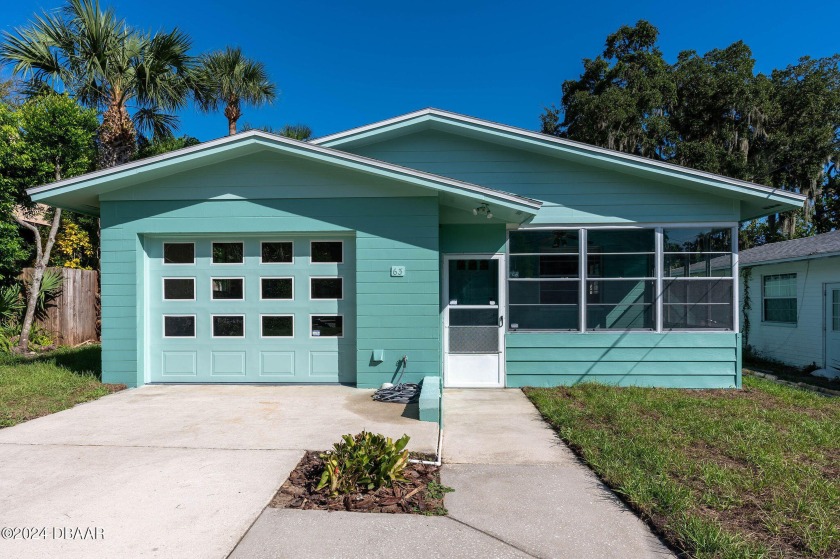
xmin=499 ymin=315 xmax=504 ymax=327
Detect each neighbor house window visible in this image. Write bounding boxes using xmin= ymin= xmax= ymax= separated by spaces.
xmin=763 ymin=274 xmax=797 ymax=323
xmin=586 ymin=229 xmax=655 ymax=330
xmin=663 ymin=228 xmax=734 ymax=329
xmin=508 ymin=230 xmax=580 ymax=330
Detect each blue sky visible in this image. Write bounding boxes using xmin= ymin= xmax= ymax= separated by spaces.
xmin=2 ymin=0 xmax=837 ymax=142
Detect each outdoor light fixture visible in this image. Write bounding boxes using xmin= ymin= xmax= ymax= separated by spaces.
xmin=473 ymin=203 xmax=493 ymax=219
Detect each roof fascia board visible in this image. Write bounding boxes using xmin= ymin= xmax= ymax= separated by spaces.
xmin=742 ymin=252 xmax=840 ymax=267
xmin=314 ymin=109 xmax=804 ymax=209
xmin=28 ymin=130 xmax=540 ymax=214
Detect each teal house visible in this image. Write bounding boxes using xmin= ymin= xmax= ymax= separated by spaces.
xmin=29 ymin=109 xmax=803 ymax=389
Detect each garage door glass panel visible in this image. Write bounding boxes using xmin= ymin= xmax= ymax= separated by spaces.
xmin=311 ymin=278 xmax=342 ymax=299
xmin=262 ymin=278 xmax=293 ymax=299
xmin=213 ymin=315 xmax=244 ymax=337
xmin=164 ymin=315 xmax=195 ymax=337
xmin=262 ymin=242 xmax=293 ymax=263
xmin=212 ymin=278 xmax=244 ymax=300
xmin=163 ymin=243 xmax=194 ymax=264
xmin=311 ymin=241 xmax=342 ymax=263
xmin=163 ymin=278 xmax=194 ymax=300
xmin=311 ymin=315 xmax=343 ymax=337
xmin=212 ymin=242 xmax=244 ymax=264
xmin=262 ymin=315 xmax=294 ymax=337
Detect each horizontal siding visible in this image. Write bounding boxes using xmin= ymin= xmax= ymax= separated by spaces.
xmin=101 ymin=151 xmax=436 ymax=201
xmin=350 ymin=130 xmax=738 ymax=224
xmin=743 ymin=257 xmax=838 ymax=368
xmin=506 ymin=332 xmax=739 ymax=388
xmin=100 ymin=195 xmax=441 ymax=387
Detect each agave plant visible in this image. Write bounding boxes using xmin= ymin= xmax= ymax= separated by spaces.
xmin=0 ymin=283 xmax=24 ymax=326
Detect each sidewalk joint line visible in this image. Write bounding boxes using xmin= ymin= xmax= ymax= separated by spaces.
xmin=445 ymin=515 xmax=543 ymax=559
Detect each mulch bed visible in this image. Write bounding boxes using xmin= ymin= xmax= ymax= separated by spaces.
xmin=270 ymin=451 xmax=446 ymax=514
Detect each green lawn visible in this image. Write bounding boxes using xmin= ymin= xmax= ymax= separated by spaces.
xmin=525 ymin=378 xmax=839 ymax=558
xmin=0 ymin=345 xmax=123 ymax=428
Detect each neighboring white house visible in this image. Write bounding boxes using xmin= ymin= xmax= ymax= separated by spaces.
xmin=740 ymin=230 xmax=840 ymax=374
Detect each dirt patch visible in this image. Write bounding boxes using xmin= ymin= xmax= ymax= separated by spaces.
xmin=270 ymin=451 xmax=450 ymax=515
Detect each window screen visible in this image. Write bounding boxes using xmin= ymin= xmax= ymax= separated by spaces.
xmin=508 ymin=230 xmax=579 ymax=330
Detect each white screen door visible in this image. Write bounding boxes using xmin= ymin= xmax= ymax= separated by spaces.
xmin=826 ymin=283 xmax=840 ymax=372
xmin=443 ymin=254 xmax=505 ymax=387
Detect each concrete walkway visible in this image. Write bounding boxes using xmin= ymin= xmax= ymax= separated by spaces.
xmin=232 ymin=389 xmax=673 ymax=559
xmin=441 ymin=389 xmax=673 ymax=558
xmin=0 ymin=385 xmax=436 ymax=559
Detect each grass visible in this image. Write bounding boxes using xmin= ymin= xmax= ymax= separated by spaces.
xmin=743 ymin=354 xmax=840 ymax=391
xmin=525 ymin=378 xmax=840 ymax=558
xmin=0 ymin=345 xmax=124 ymax=428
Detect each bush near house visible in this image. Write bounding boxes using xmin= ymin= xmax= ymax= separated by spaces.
xmin=0 ymin=345 xmax=123 ymax=428
xmin=525 ymin=378 xmax=839 ymax=558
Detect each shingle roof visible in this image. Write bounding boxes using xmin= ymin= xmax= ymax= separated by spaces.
xmin=740 ymin=230 xmax=840 ymax=265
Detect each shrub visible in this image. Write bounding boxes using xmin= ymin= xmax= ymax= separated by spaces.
xmin=317 ymin=431 xmax=410 ymax=495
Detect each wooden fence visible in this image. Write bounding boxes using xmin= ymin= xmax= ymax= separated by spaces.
xmin=22 ymin=267 xmax=99 ymax=346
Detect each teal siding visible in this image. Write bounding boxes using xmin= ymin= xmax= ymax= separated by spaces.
xmin=100 ymin=196 xmax=439 ymax=387
xmin=506 ymin=332 xmax=740 ymax=388
xmin=349 ymin=130 xmax=739 ymax=224
xmin=440 ymin=224 xmax=506 ymax=253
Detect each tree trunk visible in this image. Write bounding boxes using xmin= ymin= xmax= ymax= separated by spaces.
xmin=224 ymin=100 xmax=241 ymax=136
xmin=98 ymin=101 xmax=137 ymax=168
xmin=15 ymin=207 xmax=62 ymax=352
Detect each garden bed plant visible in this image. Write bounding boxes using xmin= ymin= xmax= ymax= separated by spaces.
xmin=271 ymin=431 xmax=452 ymax=515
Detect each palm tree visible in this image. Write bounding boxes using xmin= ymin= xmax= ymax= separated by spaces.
xmin=192 ymin=47 xmax=277 ymax=135
xmin=0 ymin=0 xmax=193 ymax=167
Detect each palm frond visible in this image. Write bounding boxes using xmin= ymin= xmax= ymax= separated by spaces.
xmin=132 ymin=106 xmax=178 ymax=139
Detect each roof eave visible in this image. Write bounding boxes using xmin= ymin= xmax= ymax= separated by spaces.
xmin=742 ymin=251 xmax=840 ymax=267
xmin=28 ymin=130 xmax=541 ymax=216
xmin=313 ymin=109 xmax=806 ymax=212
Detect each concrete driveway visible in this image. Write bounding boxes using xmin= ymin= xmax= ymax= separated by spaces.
xmin=0 ymin=385 xmax=437 ymax=559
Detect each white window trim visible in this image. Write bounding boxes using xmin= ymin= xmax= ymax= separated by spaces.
xmin=210 ymin=277 xmax=245 ymax=301
xmin=310 ymin=240 xmax=344 ymax=264
xmin=162 ymin=242 xmax=195 ymax=266
xmin=260 ymin=277 xmax=295 ymax=301
xmin=211 ymin=314 xmax=246 ymax=338
xmin=309 ymin=277 xmax=344 ymax=300
xmin=162 ymin=277 xmax=196 ymax=301
xmin=506 ymin=224 xmax=739 ymax=333
xmin=162 ymin=314 xmax=196 ymax=338
xmin=761 ymin=273 xmax=798 ymax=325
xmin=210 ymin=241 xmax=245 ymax=265
xmin=309 ymin=314 xmax=344 ymax=338
xmin=260 ymin=314 xmax=295 ymax=338
xmin=260 ymin=241 xmax=294 ymax=265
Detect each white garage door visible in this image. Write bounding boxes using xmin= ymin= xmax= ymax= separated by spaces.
xmin=147 ymin=236 xmax=355 ymax=382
